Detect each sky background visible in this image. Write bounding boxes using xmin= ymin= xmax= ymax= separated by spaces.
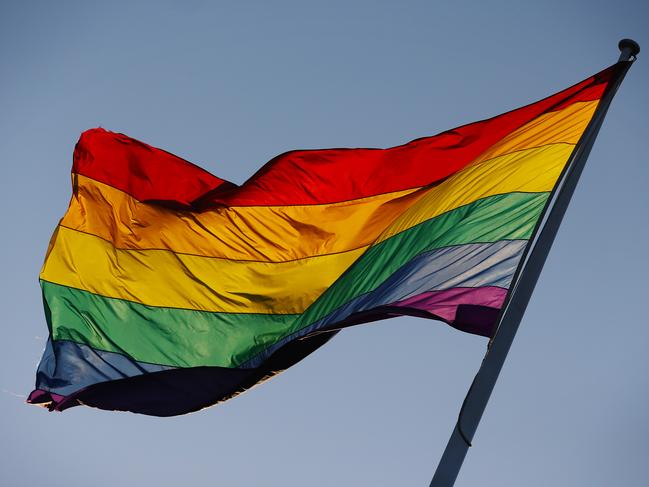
xmin=1 ymin=1 xmax=648 ymax=486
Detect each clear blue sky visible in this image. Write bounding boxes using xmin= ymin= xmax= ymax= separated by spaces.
xmin=1 ymin=1 xmax=647 ymax=485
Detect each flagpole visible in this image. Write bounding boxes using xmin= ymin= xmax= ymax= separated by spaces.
xmin=429 ymin=39 xmax=639 ymax=487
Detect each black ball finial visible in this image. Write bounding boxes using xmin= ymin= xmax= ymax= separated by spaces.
xmin=618 ymin=39 xmax=640 ymax=59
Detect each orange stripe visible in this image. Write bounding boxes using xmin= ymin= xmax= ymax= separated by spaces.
xmin=63 ymin=176 xmax=426 ymax=262
xmin=474 ymin=100 xmax=598 ymax=163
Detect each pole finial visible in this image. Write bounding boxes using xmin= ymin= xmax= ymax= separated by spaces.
xmin=618 ymin=39 xmax=640 ymax=61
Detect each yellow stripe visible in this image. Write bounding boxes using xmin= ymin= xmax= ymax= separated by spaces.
xmin=42 ymin=226 xmax=365 ymax=314
xmin=377 ymin=143 xmax=574 ymax=243
xmin=42 ymin=142 xmax=572 ymax=314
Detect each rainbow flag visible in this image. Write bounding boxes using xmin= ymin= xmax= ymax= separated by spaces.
xmin=29 ymin=63 xmax=622 ymax=416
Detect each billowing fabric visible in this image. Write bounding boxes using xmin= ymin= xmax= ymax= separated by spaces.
xmin=29 ymin=62 xmax=622 ymax=416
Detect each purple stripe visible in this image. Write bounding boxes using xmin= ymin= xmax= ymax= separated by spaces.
xmin=390 ymin=286 xmax=507 ymax=320
xmin=389 ymin=286 xmax=508 ymax=336
xmin=27 ymin=389 xmax=66 ymax=410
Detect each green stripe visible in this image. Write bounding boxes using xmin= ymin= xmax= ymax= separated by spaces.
xmin=296 ymin=191 xmax=547 ymax=327
xmin=43 ymin=282 xmax=299 ymax=368
xmin=43 ymin=191 xmax=548 ymax=368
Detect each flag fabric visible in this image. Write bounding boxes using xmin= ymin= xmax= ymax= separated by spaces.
xmin=29 ymin=62 xmax=623 ymax=416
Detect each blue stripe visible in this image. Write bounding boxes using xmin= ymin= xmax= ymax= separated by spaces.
xmin=35 ymin=339 xmax=172 ymax=396
xmin=238 ymin=239 xmax=525 ymax=368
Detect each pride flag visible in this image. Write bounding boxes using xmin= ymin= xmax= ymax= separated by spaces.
xmin=29 ymin=63 xmax=623 ymax=416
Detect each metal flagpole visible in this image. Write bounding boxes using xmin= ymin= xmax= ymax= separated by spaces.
xmin=429 ymin=39 xmax=639 ymax=487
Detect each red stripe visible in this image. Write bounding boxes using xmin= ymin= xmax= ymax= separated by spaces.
xmin=72 ymin=130 xmax=236 ymax=208
xmin=72 ymin=64 xmax=619 ymax=208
